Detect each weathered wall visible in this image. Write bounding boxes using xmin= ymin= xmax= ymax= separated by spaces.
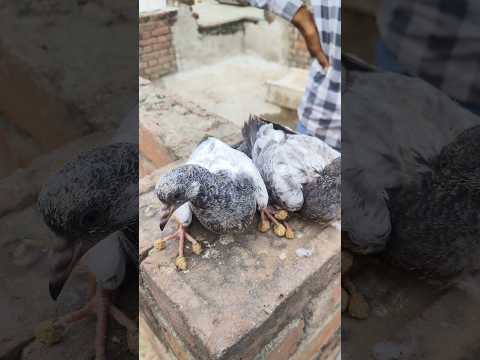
xmin=139 ymin=9 xmax=179 ymax=80
xmin=288 ymin=27 xmax=311 ymax=69
xmin=168 ymin=3 xmax=291 ymax=71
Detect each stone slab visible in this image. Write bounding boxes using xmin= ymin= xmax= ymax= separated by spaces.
xmin=192 ymin=2 xmax=264 ymax=29
xmin=266 ymin=68 xmax=308 ymax=110
xmin=140 ymin=167 xmax=340 ymax=359
xmin=139 ymin=87 xmax=340 ymax=359
xmin=139 ymin=86 xmax=243 ymax=161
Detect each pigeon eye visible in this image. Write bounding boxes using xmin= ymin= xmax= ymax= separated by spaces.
xmin=82 ymin=210 xmax=100 ymax=227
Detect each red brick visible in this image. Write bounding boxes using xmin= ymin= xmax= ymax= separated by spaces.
xmin=140 ymin=45 xmax=153 ymax=54
xmin=142 ymin=51 xmax=161 ymax=62
xmin=266 ymin=319 xmax=305 ymax=360
xmin=139 ymin=31 xmax=152 ymax=41
xmin=139 ymin=38 xmax=157 ymax=47
xmin=152 ymin=26 xmax=170 ymax=37
xmin=152 ymin=42 xmax=169 ymax=51
xmin=139 ymin=23 xmax=155 ymax=32
xmin=139 ymin=125 xmax=173 ymax=169
xmin=292 ymin=312 xmax=340 ymax=360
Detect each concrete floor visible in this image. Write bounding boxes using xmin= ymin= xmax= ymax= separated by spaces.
xmin=155 ymin=54 xmax=298 ymax=130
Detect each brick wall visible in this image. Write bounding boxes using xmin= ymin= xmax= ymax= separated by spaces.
xmin=288 ymin=27 xmax=312 ymax=69
xmin=139 ymin=9 xmax=178 ymax=80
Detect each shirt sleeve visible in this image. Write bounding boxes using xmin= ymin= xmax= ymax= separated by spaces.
xmin=248 ymin=0 xmax=303 ymax=22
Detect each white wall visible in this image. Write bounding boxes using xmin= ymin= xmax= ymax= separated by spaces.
xmin=139 ymin=0 xmax=167 ymax=13
xmin=171 ymin=3 xmax=291 ymax=70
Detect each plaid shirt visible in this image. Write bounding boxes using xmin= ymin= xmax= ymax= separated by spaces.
xmin=377 ymin=0 xmax=480 ymax=107
xmin=248 ymin=0 xmax=342 ymax=150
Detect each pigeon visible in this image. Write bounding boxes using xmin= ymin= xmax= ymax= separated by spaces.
xmin=300 ymin=156 xmax=341 ymax=225
xmin=154 ymin=137 xmax=270 ymax=270
xmin=37 ymin=107 xmax=138 ymax=359
xmin=342 ymin=53 xmax=480 ymax=281
xmin=241 ymin=115 xmax=340 ymax=235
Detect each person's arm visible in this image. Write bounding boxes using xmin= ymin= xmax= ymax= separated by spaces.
xmin=248 ymin=0 xmax=330 ymax=69
xmin=291 ymin=6 xmax=330 ymax=69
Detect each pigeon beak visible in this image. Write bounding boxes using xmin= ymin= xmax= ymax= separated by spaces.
xmin=159 ymin=203 xmax=178 ymax=231
xmin=49 ymin=239 xmax=90 ymax=300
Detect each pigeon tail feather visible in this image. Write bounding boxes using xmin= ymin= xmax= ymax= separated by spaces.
xmin=242 ymin=115 xmax=264 ymax=157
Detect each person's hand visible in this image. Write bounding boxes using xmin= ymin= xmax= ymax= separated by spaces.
xmin=292 ymin=6 xmax=330 ymax=70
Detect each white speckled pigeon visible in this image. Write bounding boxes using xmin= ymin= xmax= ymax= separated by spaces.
xmin=154 ymin=137 xmax=270 ymax=270
xmin=241 ymin=115 xmax=340 ymax=237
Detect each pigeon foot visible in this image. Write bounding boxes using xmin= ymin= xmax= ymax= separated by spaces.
xmin=51 ymin=283 xmax=137 ymax=360
xmin=158 ymin=224 xmax=201 ymax=270
xmin=261 ymin=208 xmax=295 ymax=239
xmin=274 ymin=209 xmax=289 ymax=221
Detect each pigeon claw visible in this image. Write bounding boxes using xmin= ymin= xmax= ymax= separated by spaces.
xmin=192 ymin=242 xmax=203 ymax=255
xmin=154 ymin=239 xmax=166 ymax=251
xmin=274 ymin=210 xmax=289 ymax=221
xmin=176 ymin=256 xmax=188 ymax=271
xmin=258 ymin=219 xmax=271 ymax=233
xmin=34 ymin=320 xmax=65 ymax=346
xmin=285 ymin=227 xmax=295 ymax=239
xmin=273 ymin=224 xmax=287 ymax=237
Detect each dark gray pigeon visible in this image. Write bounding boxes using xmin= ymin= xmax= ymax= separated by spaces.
xmin=241 ymin=115 xmax=341 ymax=236
xmin=37 ymin=141 xmax=138 ymax=358
xmin=155 ymin=137 xmax=270 ymax=270
xmin=38 ymin=142 xmax=138 ymax=295
xmin=342 ymin=53 xmax=480 ymax=281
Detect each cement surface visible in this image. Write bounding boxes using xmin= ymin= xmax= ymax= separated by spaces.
xmin=266 ymin=67 xmax=309 ymax=110
xmin=140 ymin=180 xmax=340 ymax=359
xmin=156 ymin=55 xmax=299 ymax=129
xmin=192 ymin=1 xmax=264 ymax=29
xmin=139 ymin=90 xmax=340 ymax=359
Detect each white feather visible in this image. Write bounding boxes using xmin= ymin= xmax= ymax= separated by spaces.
xmin=252 ymin=124 xmax=338 ymax=211
xmin=187 ymin=137 xmax=269 ymax=209
xmin=84 ymin=231 xmax=127 ymax=290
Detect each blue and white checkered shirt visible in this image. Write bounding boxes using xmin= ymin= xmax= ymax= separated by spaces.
xmin=377 ymin=0 xmax=480 ymax=110
xmin=249 ymin=0 xmax=342 ymax=150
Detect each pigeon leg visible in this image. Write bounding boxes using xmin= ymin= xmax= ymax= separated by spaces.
xmin=258 ymin=209 xmax=271 ymax=233
xmin=175 ymin=225 xmax=187 ymax=270
xmin=154 ymin=230 xmax=181 ymax=250
xmin=156 ymin=223 xmax=200 ymax=270
xmin=54 ymin=284 xmax=137 ymax=360
xmin=261 ymin=208 xmax=294 ymax=238
xmin=55 ymin=273 xmax=97 ymax=325
xmin=185 ymin=231 xmax=202 ymax=255
xmin=283 ymin=221 xmax=295 ymax=240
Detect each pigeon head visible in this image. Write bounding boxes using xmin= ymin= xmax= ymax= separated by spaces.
xmin=38 ymin=143 xmax=138 ymax=300
xmin=155 ymin=164 xmax=209 ymax=230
